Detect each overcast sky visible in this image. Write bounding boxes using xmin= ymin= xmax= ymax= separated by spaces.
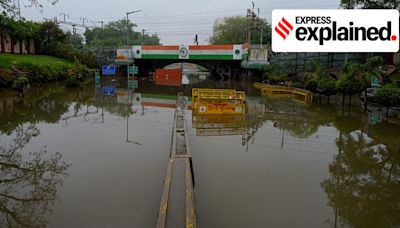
xmin=19 ymin=0 xmax=340 ymax=45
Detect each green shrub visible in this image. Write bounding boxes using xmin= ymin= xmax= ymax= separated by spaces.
xmin=305 ymin=79 xmax=319 ymax=93
xmin=291 ymin=82 xmax=304 ymax=88
xmin=14 ymin=61 xmax=89 ymax=84
xmin=317 ymin=80 xmax=336 ymax=101
xmin=375 ymin=85 xmax=400 ymax=117
xmin=12 ymin=76 xmax=29 ymax=90
xmin=0 ymin=69 xmax=16 ymax=87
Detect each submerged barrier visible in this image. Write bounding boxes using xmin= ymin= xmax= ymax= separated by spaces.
xmin=191 ymin=88 xmax=246 ymax=115
xmin=254 ymin=82 xmax=313 ymax=105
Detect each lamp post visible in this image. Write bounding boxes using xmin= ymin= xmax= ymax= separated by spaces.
xmin=125 ymin=10 xmax=142 ymax=142
xmin=126 ymin=10 xmax=142 ymax=88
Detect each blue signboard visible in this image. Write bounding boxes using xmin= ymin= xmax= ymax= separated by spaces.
xmin=102 ymin=65 xmax=116 ymax=75
xmin=102 ymin=86 xmax=116 ymax=96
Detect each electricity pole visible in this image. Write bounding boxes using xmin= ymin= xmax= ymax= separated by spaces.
xmin=258 ymin=8 xmax=263 ymax=46
xmin=80 ymin=18 xmax=88 ymax=26
xmin=60 ymin=13 xmax=69 ymax=22
xmin=142 ymin=29 xmax=146 ymax=46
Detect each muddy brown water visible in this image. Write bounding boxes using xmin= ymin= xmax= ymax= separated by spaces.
xmin=0 ymin=79 xmax=399 ymax=228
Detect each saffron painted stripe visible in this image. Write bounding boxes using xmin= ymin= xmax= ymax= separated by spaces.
xmin=189 ymin=54 xmax=233 ymax=60
xmin=142 ymin=54 xmax=180 ymax=59
xmin=189 ymin=45 xmax=233 ymax=50
xmin=189 ymin=50 xmax=233 ymax=54
xmin=142 ymin=45 xmax=180 ymax=50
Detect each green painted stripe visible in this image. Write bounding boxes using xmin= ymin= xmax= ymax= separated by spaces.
xmin=189 ymin=54 xmax=233 ymax=60
xmin=142 ymin=54 xmax=179 ymax=59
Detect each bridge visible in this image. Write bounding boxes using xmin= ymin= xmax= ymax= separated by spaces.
xmin=114 ymin=44 xmax=268 ymax=78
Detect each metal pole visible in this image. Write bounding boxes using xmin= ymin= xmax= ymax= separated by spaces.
xmin=126 ymin=13 xmax=129 ymax=89
xmin=142 ymin=29 xmax=146 ymax=46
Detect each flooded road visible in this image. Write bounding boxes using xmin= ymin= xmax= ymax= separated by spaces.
xmin=0 ymin=80 xmax=399 ymax=227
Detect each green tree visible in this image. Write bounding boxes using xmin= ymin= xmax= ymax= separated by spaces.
xmin=305 ymin=60 xmax=330 ymax=81
xmin=375 ymin=85 xmax=400 ymax=117
xmin=84 ymin=19 xmax=160 ymax=46
xmin=340 ymin=0 xmax=400 ymax=9
xmin=65 ymin=31 xmax=83 ymax=46
xmin=262 ymin=64 xmax=289 ymax=84
xmin=317 ymin=80 xmax=336 ymax=102
xmin=343 ymin=56 xmax=384 ymax=111
xmin=305 ymin=79 xmax=319 ymax=93
xmin=209 ymin=16 xmax=271 ymax=45
xmin=336 ymin=74 xmax=362 ymax=106
xmin=36 ymin=21 xmax=66 ymax=55
xmin=1 ymin=0 xmax=58 ymax=11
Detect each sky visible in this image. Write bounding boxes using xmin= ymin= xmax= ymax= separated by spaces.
xmin=18 ymin=0 xmax=340 ymax=45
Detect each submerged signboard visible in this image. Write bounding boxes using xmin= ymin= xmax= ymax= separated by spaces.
xmin=102 ymin=65 xmax=116 ymax=75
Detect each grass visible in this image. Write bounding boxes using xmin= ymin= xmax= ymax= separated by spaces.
xmin=0 ymin=54 xmax=73 ymax=69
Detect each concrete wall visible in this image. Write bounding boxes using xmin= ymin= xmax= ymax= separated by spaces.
xmin=5 ymin=33 xmax=12 ymax=53
xmin=1 ymin=32 xmax=35 ymax=54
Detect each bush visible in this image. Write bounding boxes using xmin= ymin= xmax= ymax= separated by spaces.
xmin=317 ymin=80 xmax=336 ymax=101
xmin=0 ymin=69 xmax=16 ymax=87
xmin=291 ymin=82 xmax=304 ymax=88
xmin=336 ymin=74 xmax=362 ymax=105
xmin=14 ymin=61 xmax=89 ymax=84
xmin=305 ymin=79 xmax=319 ymax=93
xmin=12 ymin=76 xmax=29 ymax=92
xmin=375 ymin=85 xmax=400 ymax=117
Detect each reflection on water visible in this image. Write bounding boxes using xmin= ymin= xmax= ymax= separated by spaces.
xmin=0 ymin=79 xmax=399 ymax=227
xmin=322 ymin=129 xmax=400 ymax=228
xmin=0 ymin=124 xmax=69 ymax=227
xmin=190 ymin=95 xmax=400 ymax=228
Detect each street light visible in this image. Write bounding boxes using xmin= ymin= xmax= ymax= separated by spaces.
xmin=126 ymin=10 xmax=143 ymax=89
xmin=125 ymin=10 xmax=142 ymax=143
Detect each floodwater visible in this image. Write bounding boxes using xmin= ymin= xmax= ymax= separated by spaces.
xmin=0 ymin=78 xmax=399 ymax=228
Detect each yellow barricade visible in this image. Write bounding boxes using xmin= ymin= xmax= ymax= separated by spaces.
xmin=192 ymin=88 xmax=245 ymax=115
xmin=254 ymin=82 xmax=313 ymax=105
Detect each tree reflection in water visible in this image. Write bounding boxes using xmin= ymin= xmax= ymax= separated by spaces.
xmin=0 ymin=125 xmax=70 ymax=227
xmin=321 ymin=130 xmax=400 ymax=228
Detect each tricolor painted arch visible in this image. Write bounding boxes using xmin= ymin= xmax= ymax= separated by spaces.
xmin=131 ymin=44 xmax=248 ymax=60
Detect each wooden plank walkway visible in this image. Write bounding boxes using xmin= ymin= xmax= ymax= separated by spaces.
xmin=156 ymin=93 xmax=196 ymax=228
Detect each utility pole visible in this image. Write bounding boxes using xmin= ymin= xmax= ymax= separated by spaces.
xmin=80 ymin=18 xmax=88 ymax=26
xmin=60 ymin=13 xmax=69 ymax=22
xmin=72 ymin=25 xmax=76 ymax=35
xmin=142 ymin=29 xmax=146 ymax=46
xmin=12 ymin=0 xmax=21 ymax=19
xmin=258 ymin=8 xmax=263 ymax=46
xmin=246 ymin=2 xmax=256 ymax=45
